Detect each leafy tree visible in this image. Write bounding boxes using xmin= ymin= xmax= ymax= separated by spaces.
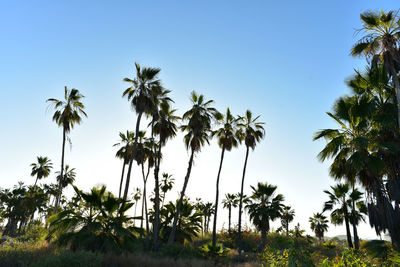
xmin=30 ymin=156 xmax=53 ymax=190
xmin=47 ymin=86 xmax=87 ymax=213
xmin=222 ymin=193 xmax=239 ymax=233
xmin=167 ymin=91 xmax=218 ymax=244
xmin=246 ymin=182 xmax=284 ymax=250
xmin=211 ymin=107 xmax=240 ymax=247
xmin=309 ymin=212 xmax=329 ymax=243
xmin=281 ymin=205 xmax=295 ymax=237
xmin=237 ymin=110 xmax=265 ymax=245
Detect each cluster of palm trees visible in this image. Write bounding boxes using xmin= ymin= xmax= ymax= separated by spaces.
xmin=314 ymin=10 xmax=400 ymax=249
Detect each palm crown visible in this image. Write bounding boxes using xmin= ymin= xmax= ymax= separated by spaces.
xmin=212 ymin=107 xmax=240 ymax=151
xmin=30 ymin=156 xmax=53 ymax=185
xmin=238 ymin=109 xmax=265 ymax=150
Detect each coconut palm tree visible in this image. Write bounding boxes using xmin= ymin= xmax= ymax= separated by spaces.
xmin=309 ymin=212 xmax=329 ymax=243
xmin=323 ymin=183 xmax=353 ymax=248
xmin=56 ymin=165 xmax=76 ymax=189
xmin=237 ymin=110 xmax=265 ymax=245
xmin=122 ymin=62 xmax=162 ymax=201
xmin=152 ymin=102 xmax=179 ymax=249
xmin=246 ymin=182 xmax=284 ymax=251
xmin=211 ymin=107 xmax=240 ymax=247
xmin=167 ymin=91 xmax=218 ymax=244
xmin=351 ymin=10 xmax=400 ymax=126
xmin=30 ymin=156 xmax=53 ymax=190
xmin=222 ymin=193 xmax=239 ymax=233
xmin=47 ymin=86 xmax=87 ymax=213
xmin=114 ymin=131 xmax=135 ymax=198
xmin=281 ymin=205 xmax=295 ymax=237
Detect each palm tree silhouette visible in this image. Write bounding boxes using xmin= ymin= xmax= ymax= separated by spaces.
xmin=47 ymin=86 xmax=87 ymax=213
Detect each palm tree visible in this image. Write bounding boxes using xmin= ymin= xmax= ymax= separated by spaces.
xmin=122 ymin=62 xmax=161 ymax=201
xmin=211 ymin=107 xmax=240 ymax=247
xmin=160 ymin=173 xmax=174 ymax=211
xmin=56 ymin=165 xmax=76 ymax=189
xmin=114 ymin=131 xmax=135 ymax=198
xmin=152 ymin=102 xmax=179 ymax=249
xmin=132 ymin=187 xmax=141 ymax=226
xmin=323 ymin=183 xmax=353 ymax=248
xmin=30 ymin=156 xmax=53 ymax=190
xmin=281 ymin=205 xmax=295 ymax=237
xmin=47 ymin=86 xmax=87 ymax=213
xmin=237 ymin=110 xmax=265 ymax=245
xmin=309 ymin=212 xmax=329 ymax=243
xmin=167 ymin=91 xmax=218 ymax=244
xmin=351 ymin=10 xmax=400 ymax=126
xmin=348 ymin=188 xmax=368 ymax=250
xmin=246 ymin=182 xmax=284 ymax=250
xmin=222 ymin=193 xmax=239 ymax=233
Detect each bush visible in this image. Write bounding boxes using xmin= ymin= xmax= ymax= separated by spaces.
xmin=159 ymin=243 xmax=201 ymax=259
xmin=199 ymin=242 xmax=230 ymax=258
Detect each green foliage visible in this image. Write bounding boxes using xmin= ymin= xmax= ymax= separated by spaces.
xmin=320 ymin=249 xmax=374 ymax=267
xmin=17 ymin=223 xmax=47 ymax=243
xmin=199 ymin=242 xmax=230 ymax=258
xmin=159 ymin=243 xmax=202 ymax=259
xmin=31 ymin=250 xmax=102 ymax=267
xmin=258 ymin=250 xmax=289 ymax=266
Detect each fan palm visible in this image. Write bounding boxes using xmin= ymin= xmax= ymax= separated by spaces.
xmin=281 ymin=205 xmax=295 ymax=237
xmin=237 ymin=110 xmax=265 ymax=245
xmin=323 ymin=183 xmax=353 ymax=248
xmin=122 ymin=62 xmax=161 ymax=201
xmin=56 ymin=165 xmax=76 ymax=189
xmin=152 ymin=102 xmax=179 ymax=249
xmin=167 ymin=91 xmax=218 ymax=244
xmin=222 ymin=193 xmax=239 ymax=233
xmin=211 ymin=107 xmax=240 ymax=246
xmin=47 ymin=86 xmax=87 ymax=213
xmin=160 ymin=173 xmax=175 ymax=211
xmin=348 ymin=188 xmax=368 ymax=250
xmin=246 ymin=182 xmax=284 ymax=250
xmin=351 ymin=10 xmax=400 ymax=126
xmin=114 ymin=130 xmax=135 ymax=198
xmin=309 ymin=212 xmax=329 ymax=243
xmin=30 ymin=156 xmax=53 ymax=190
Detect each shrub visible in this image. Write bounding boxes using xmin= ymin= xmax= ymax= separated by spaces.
xmin=31 ymin=250 xmax=102 ymax=267
xmin=159 ymin=243 xmax=201 ymax=259
xmin=199 ymin=242 xmax=230 ymax=258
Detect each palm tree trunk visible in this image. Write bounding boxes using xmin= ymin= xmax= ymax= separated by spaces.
xmin=238 ymin=146 xmax=250 ymax=247
xmin=286 ymin=220 xmax=289 ymax=237
xmin=228 ymin=207 xmax=231 ymax=233
xmin=153 ymin=144 xmax=162 ymax=251
xmin=351 ymin=199 xmax=359 ymax=250
xmin=118 ymin=161 xmax=126 ymax=198
xmin=167 ymin=149 xmax=195 ymax=244
xmin=123 ymin=112 xmax=143 ymax=201
xmin=140 ymin=163 xmax=149 ymax=236
xmin=54 ymin=127 xmax=66 ymax=214
xmin=212 ymin=147 xmax=225 ymax=247
xmin=259 ymin=229 xmax=267 ymax=251
xmin=344 ymin=207 xmax=353 ymax=248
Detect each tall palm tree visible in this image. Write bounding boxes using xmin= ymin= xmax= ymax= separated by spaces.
xmin=237 ymin=110 xmax=265 ymax=245
xmin=351 ymin=10 xmax=400 ymax=126
xmin=152 ymin=102 xmax=179 ymax=249
xmin=222 ymin=193 xmax=239 ymax=233
xmin=309 ymin=212 xmax=329 ymax=243
xmin=167 ymin=91 xmax=218 ymax=244
xmin=122 ymin=62 xmax=161 ymax=201
xmin=323 ymin=183 xmax=353 ymax=248
xmin=132 ymin=187 xmax=141 ymax=226
xmin=348 ymin=188 xmax=368 ymax=250
xmin=114 ymin=131 xmax=135 ymax=198
xmin=56 ymin=165 xmax=76 ymax=189
xmin=281 ymin=205 xmax=295 ymax=237
xmin=47 ymin=86 xmax=87 ymax=213
xmin=211 ymin=107 xmax=240 ymax=247
xmin=30 ymin=156 xmax=53 ymax=190
xmin=246 ymin=182 xmax=284 ymax=250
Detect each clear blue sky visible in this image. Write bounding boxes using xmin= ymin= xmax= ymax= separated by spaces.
xmin=0 ymin=0 xmax=398 ymax=238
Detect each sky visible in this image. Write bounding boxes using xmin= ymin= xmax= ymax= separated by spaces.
xmin=0 ymin=0 xmax=398 ymax=239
